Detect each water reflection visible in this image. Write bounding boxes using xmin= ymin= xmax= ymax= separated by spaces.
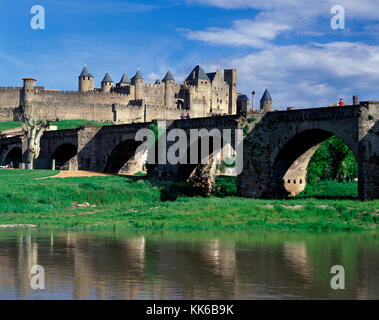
xmin=0 ymin=230 xmax=378 ymax=300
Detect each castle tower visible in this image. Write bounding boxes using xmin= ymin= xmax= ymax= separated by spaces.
xmin=224 ymin=69 xmax=237 ymax=115
xmin=162 ymin=70 xmax=175 ymax=108
xmin=23 ymin=77 xmax=36 ymax=90
xmin=78 ymin=66 xmax=94 ymax=92
xmin=185 ymin=65 xmax=212 ymax=116
xmin=237 ymin=95 xmax=250 ymax=115
xmin=260 ymin=89 xmax=273 ymax=112
xmin=22 ymin=77 xmax=36 ymax=105
xmin=116 ymin=73 xmax=131 ymax=88
xmin=131 ymin=70 xmax=144 ymax=100
xmin=101 ymin=73 xmax=114 ymax=92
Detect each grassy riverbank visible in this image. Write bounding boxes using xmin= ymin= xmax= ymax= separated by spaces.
xmin=0 ymin=170 xmax=377 ymax=232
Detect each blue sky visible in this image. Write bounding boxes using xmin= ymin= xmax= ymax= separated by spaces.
xmin=1 ymin=0 xmax=379 ymax=108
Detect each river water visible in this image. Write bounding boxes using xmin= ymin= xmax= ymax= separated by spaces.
xmin=0 ymin=229 xmax=377 ymax=300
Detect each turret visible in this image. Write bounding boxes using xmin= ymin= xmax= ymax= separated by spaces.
xmin=116 ymin=73 xmax=131 ymax=88
xmin=131 ymin=70 xmax=144 ymax=100
xmin=78 ymin=66 xmax=94 ymax=92
xmin=101 ymin=73 xmax=114 ymax=92
xmin=163 ymin=70 xmax=175 ymax=108
xmin=237 ymin=94 xmax=250 ymax=115
xmin=260 ymin=89 xmax=273 ymax=112
xmin=23 ymin=77 xmax=36 ymax=90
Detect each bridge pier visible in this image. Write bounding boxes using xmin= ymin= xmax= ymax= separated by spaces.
xmin=357 ymin=103 xmax=379 ymax=200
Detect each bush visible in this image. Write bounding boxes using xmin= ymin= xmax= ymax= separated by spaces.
xmin=216 ymin=176 xmax=237 ymax=197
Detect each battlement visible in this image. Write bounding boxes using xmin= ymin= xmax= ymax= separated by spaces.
xmin=128 ymin=99 xmax=143 ymax=107
xmin=20 ymin=88 xmax=132 ymax=99
xmin=37 ymin=89 xmax=130 ymax=98
xmin=144 ymin=83 xmax=162 ymax=88
xmin=112 ymin=86 xmax=131 ymax=95
xmin=145 ymin=103 xmax=179 ymax=111
xmin=0 ymin=87 xmax=21 ymax=92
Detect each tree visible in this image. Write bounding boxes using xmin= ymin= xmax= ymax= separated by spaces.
xmin=16 ymin=102 xmax=58 ymax=169
xmin=307 ymin=136 xmax=358 ymax=184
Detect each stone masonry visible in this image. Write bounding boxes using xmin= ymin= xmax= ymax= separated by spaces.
xmin=0 ymin=65 xmax=238 ymax=124
xmin=0 ymin=89 xmax=378 ymax=201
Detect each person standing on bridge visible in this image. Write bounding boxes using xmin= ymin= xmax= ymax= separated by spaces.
xmin=180 ymin=113 xmax=185 ymax=120
xmin=339 ymin=98 xmax=344 ymax=106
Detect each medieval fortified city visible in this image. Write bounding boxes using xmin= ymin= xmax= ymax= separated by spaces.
xmin=0 ymin=0 xmax=378 ymax=306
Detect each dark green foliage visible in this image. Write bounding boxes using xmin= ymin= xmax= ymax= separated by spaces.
xmin=134 ymin=172 xmax=147 ymax=176
xmin=216 ymin=176 xmax=237 ymax=197
xmin=247 ymin=118 xmax=256 ymax=123
xmin=156 ymin=181 xmax=197 ymax=201
xmin=243 ymin=125 xmax=249 ymax=136
xmin=368 ymin=115 xmax=374 ymax=121
xmin=307 ymin=136 xmax=358 ymax=184
xmin=148 ymin=123 xmax=159 ymax=140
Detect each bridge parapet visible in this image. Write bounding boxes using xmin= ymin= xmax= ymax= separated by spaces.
xmin=265 ymin=105 xmax=364 ymax=122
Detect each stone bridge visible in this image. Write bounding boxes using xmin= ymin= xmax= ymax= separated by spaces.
xmin=0 ymin=102 xmax=378 ymax=200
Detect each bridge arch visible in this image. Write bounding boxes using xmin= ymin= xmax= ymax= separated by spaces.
xmin=2 ymin=147 xmax=22 ymax=168
xmin=271 ymin=128 xmax=358 ymax=197
xmin=104 ymin=139 xmax=147 ymax=174
xmin=51 ymin=143 xmax=78 ymax=170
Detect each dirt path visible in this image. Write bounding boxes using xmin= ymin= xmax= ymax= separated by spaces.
xmin=48 ymin=171 xmax=112 ymax=178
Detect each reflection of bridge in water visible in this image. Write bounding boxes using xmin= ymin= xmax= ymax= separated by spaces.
xmin=0 ymin=231 xmax=377 ymax=299
xmin=0 ymin=103 xmax=378 ymax=200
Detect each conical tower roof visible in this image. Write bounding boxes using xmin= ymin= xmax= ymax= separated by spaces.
xmin=79 ymin=66 xmax=94 ymax=78
xmin=162 ymin=70 xmax=174 ymax=82
xmin=102 ymin=73 xmax=113 ymax=83
xmin=119 ymin=73 xmax=130 ymax=84
xmin=132 ymin=70 xmax=143 ymax=81
xmin=260 ymin=89 xmax=272 ymax=102
xmin=237 ymin=95 xmax=249 ymax=102
xmin=186 ymin=65 xmax=210 ymax=82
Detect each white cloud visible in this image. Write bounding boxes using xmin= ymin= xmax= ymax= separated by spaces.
xmin=186 ymin=0 xmax=379 ymax=40
xmin=146 ymin=72 xmax=162 ymax=83
xmin=186 ymin=20 xmax=290 ymax=48
xmin=204 ymin=42 xmax=379 ymax=108
xmin=188 ymin=0 xmax=379 ymax=20
xmin=182 ymin=1 xmax=379 ymax=107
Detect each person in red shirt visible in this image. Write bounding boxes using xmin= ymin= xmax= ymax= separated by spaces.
xmin=339 ymin=98 xmax=344 ymax=106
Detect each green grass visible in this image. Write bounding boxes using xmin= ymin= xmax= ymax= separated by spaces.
xmin=0 ymin=170 xmax=377 ymax=232
xmin=50 ymin=120 xmax=114 ymax=130
xmin=0 ymin=120 xmax=114 ymax=132
xmin=0 ymin=122 xmax=20 ymax=131
xmin=295 ymin=180 xmax=358 ymax=199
